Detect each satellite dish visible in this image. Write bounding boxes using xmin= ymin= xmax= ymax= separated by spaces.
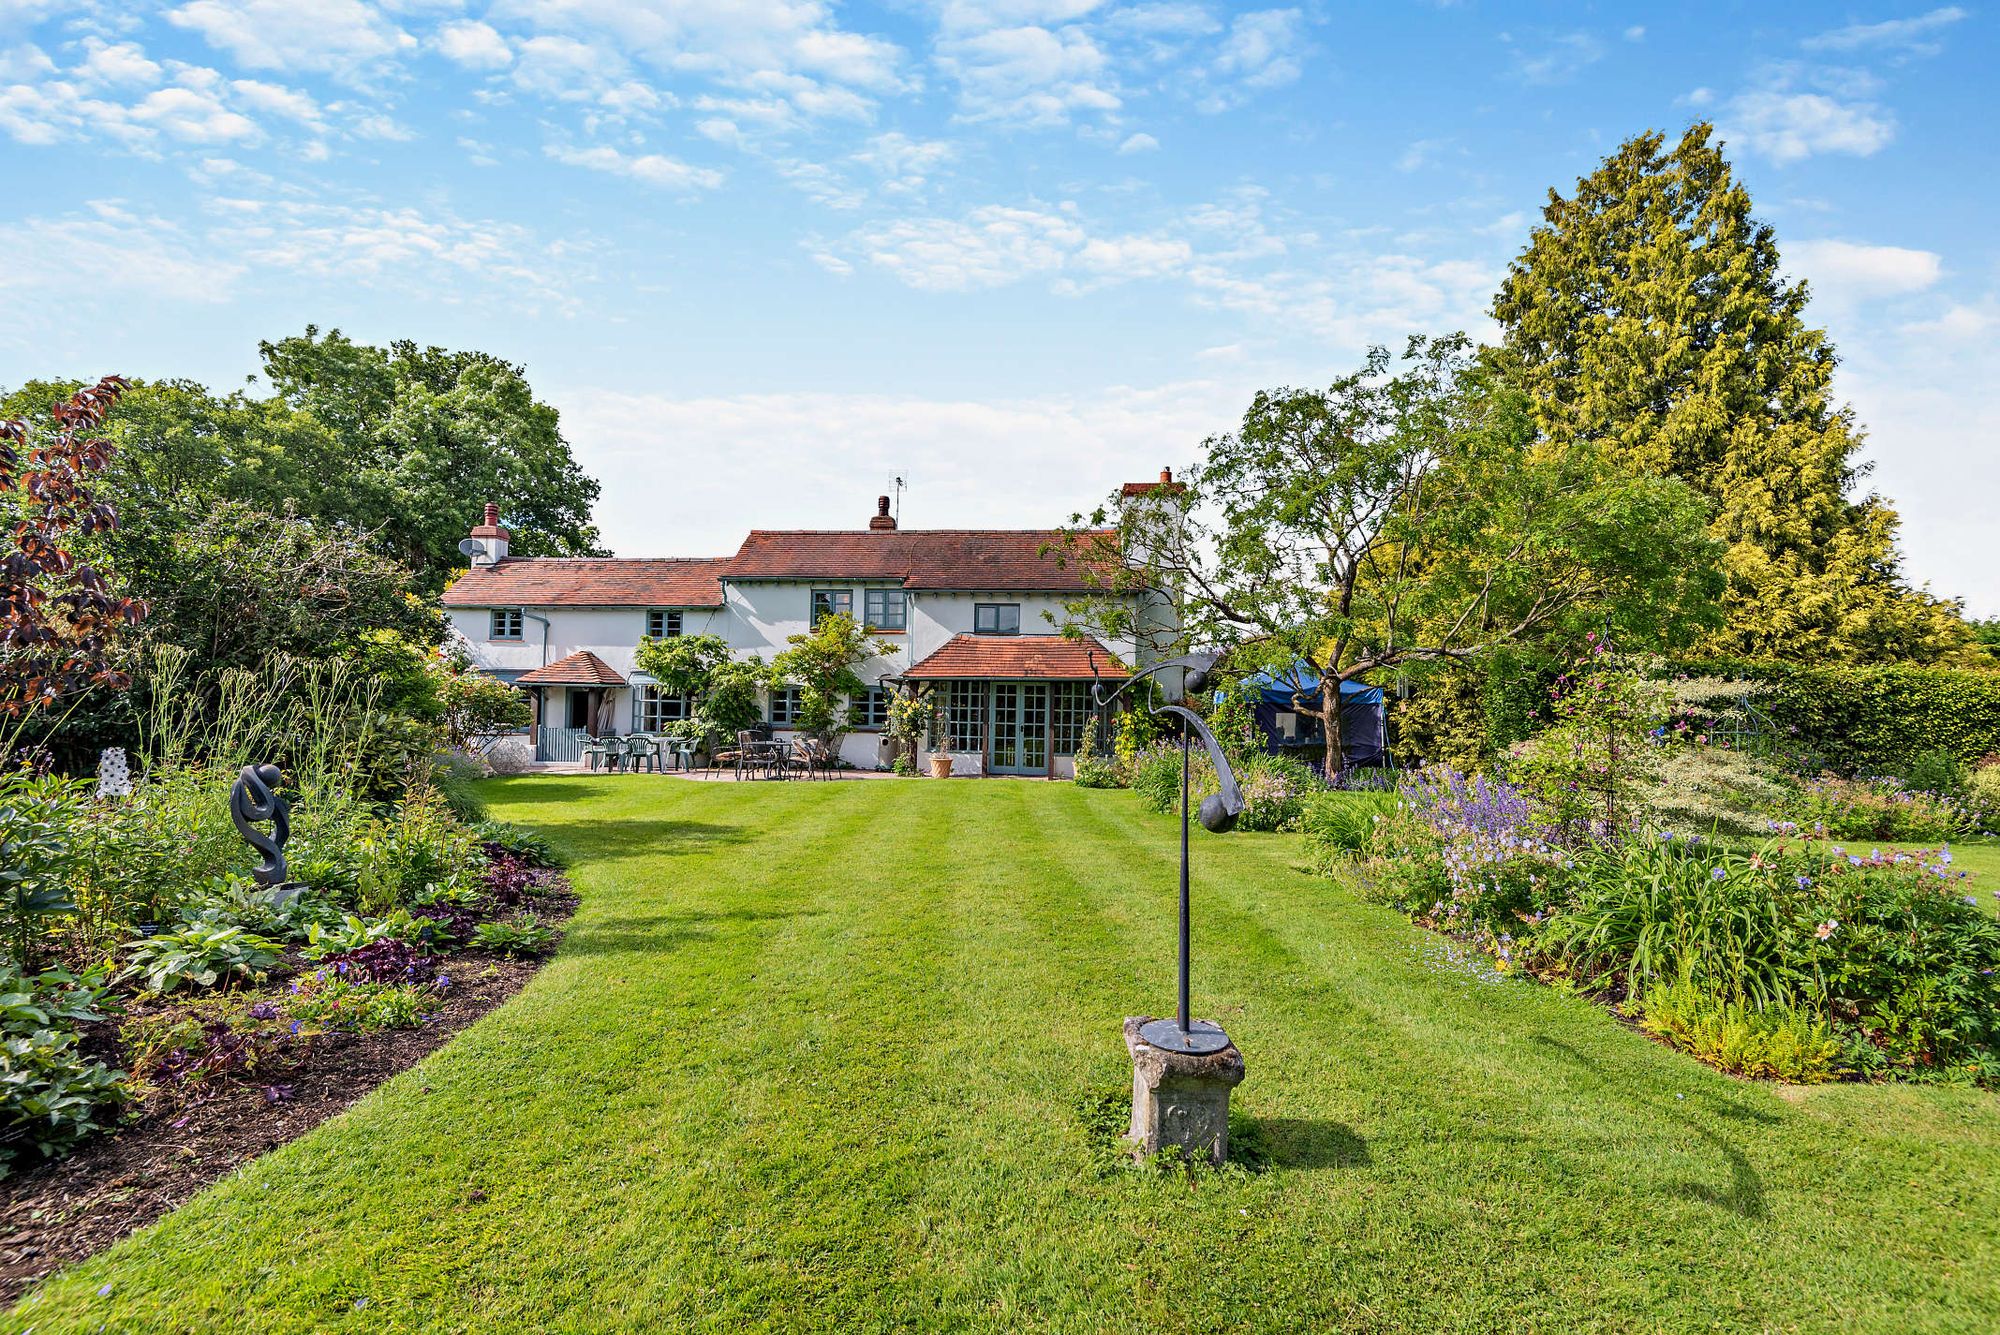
xmin=458 ymin=538 xmax=488 ymax=559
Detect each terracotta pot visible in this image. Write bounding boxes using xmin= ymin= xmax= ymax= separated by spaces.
xmin=929 ymin=752 xmax=955 ymax=779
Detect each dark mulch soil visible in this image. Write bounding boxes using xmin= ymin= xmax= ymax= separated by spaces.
xmin=0 ymin=888 xmax=576 ymax=1306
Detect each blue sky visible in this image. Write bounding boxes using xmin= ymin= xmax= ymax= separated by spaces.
xmin=2 ymin=2 xmax=1994 ymax=613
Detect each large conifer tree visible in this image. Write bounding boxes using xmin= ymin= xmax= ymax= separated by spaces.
xmin=1492 ymin=123 xmax=1968 ymax=663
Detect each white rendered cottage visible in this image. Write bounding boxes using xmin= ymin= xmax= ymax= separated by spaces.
xmin=442 ymin=487 xmax=1177 ymax=777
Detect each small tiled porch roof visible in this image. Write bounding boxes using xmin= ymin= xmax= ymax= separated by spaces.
xmin=902 ymin=634 xmax=1129 ymax=682
xmin=514 ymin=651 xmax=627 ymax=687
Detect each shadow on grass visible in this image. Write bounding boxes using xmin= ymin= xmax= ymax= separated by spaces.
xmin=1530 ymin=1034 xmax=1769 ymax=1220
xmin=535 ymin=818 xmax=748 ymax=865
xmin=559 ymin=908 xmax=825 ymax=959
xmin=1255 ymin=1116 xmax=1372 ymax=1171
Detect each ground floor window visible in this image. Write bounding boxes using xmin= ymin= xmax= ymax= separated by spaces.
xmin=849 ymin=686 xmax=891 ymax=728
xmin=1050 ymin=682 xmax=1093 ymax=756
xmin=769 ymin=686 xmax=802 ymax=727
xmin=944 ymin=680 xmax=985 ymax=750
xmin=633 ymin=685 xmax=690 ymax=731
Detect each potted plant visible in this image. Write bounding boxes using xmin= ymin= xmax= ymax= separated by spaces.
xmin=885 ymin=693 xmax=950 ymax=779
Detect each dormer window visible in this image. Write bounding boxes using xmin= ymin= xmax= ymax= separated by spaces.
xmin=974 ymin=603 xmax=1020 ymax=635
xmin=646 ymin=609 xmax=683 ymax=639
xmin=490 ymin=608 xmax=525 ymax=640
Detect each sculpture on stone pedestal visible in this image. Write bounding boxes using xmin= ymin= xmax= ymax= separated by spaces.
xmin=1091 ymin=653 xmax=1250 ymax=1163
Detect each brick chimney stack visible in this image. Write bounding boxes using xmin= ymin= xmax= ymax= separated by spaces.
xmin=869 ymin=495 xmax=898 ymax=531
xmin=469 ymin=501 xmax=512 ymax=564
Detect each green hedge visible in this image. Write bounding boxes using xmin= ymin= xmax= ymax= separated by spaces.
xmin=1388 ymin=653 xmax=2000 ymax=777
xmin=1681 ymin=659 xmax=2000 ymax=776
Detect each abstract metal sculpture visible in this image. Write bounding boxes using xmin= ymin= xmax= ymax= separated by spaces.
xmin=1092 ymin=653 xmax=1246 ymax=1055
xmin=230 ymin=762 xmax=291 ymax=888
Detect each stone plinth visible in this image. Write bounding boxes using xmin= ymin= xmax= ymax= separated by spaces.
xmin=1124 ymin=1016 xmax=1245 ymax=1164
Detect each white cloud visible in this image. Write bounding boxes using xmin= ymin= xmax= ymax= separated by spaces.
xmin=1819 ymin=286 xmax=2000 ymax=615
xmin=1504 ymin=30 xmax=1603 ymax=85
xmin=1116 ymin=131 xmax=1157 ymax=153
xmin=201 ymin=193 xmax=590 ymax=306
xmin=1803 ymin=6 xmax=1966 ymax=56
xmin=1396 ymin=137 xmax=1452 ymax=172
xmin=1623 ymin=26 xmax=1645 ymax=42
xmin=228 ymin=78 xmax=322 ymax=127
xmin=856 ymin=204 xmax=1086 ymax=290
xmin=481 ymin=0 xmax=908 ymax=118
xmin=852 ymin=130 xmax=952 ymax=188
xmin=512 ymin=34 xmax=630 ymax=101
xmin=351 ymin=112 xmax=415 ymax=141
xmin=544 ymin=141 xmax=723 ymax=190
xmin=555 ymin=376 xmax=1242 ymax=564
xmin=937 ymin=23 xmax=1118 ymax=124
xmin=1073 ymin=233 xmax=1191 ymax=279
xmin=1204 ymin=8 xmax=1302 ymax=102
xmin=1789 ymin=238 xmax=1942 ymax=301
xmin=1898 ymin=303 xmax=1993 ymax=342
xmin=1722 ymin=87 xmax=1895 ymax=164
xmin=75 ymin=38 xmax=160 ymax=87
xmin=127 ymin=84 xmax=259 ymax=143
xmin=936 ymin=2 xmax=1110 ymax=34
xmin=167 ymin=0 xmax=417 ymax=81
xmin=0 ymin=205 xmax=244 ymax=302
xmin=435 ymin=19 xmax=513 ymax=70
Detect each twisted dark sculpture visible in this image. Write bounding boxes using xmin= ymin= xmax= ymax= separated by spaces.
xmin=1089 ymin=653 xmax=1245 ymax=1055
xmin=230 ymin=762 xmax=290 ymax=888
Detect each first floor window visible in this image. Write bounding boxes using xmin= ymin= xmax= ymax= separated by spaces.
xmin=1051 ymin=682 xmax=1093 ymax=756
xmin=945 ymin=680 xmax=985 ymax=750
xmin=633 ymin=685 xmax=691 ymax=731
xmin=811 ymin=589 xmax=853 ymax=625
xmin=646 ymin=609 xmax=683 ymax=639
xmin=490 ymin=607 xmax=524 ymax=640
xmin=769 ymin=686 xmax=802 ymax=726
xmin=849 ymin=686 xmax=891 ymax=728
xmin=974 ymin=603 xmax=1020 ymax=635
xmin=863 ymin=587 xmax=906 ymax=631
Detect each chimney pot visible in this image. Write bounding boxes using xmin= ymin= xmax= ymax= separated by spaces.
xmin=869 ymin=494 xmax=898 ymax=531
xmin=469 ymin=500 xmax=512 ymax=561
xmin=1161 ymin=467 xmax=1172 ymax=484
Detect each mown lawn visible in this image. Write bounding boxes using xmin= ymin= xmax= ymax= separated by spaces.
xmin=12 ymin=778 xmax=2000 ymax=1333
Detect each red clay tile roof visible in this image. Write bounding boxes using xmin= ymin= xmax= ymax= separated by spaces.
xmin=515 ymin=651 xmax=627 ymax=686
xmin=903 ymin=634 xmax=1129 ymax=681
xmin=725 ymin=530 xmax=1110 ymax=591
xmin=442 ymin=557 xmax=729 ymax=608
xmin=1120 ymin=468 xmax=1185 ymax=498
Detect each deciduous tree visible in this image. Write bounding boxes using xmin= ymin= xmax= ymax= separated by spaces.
xmin=0 ymin=377 xmax=147 ymax=719
xmin=1056 ymin=336 xmax=1720 ymax=775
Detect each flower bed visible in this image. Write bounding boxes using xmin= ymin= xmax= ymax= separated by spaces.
xmin=0 ymin=833 xmax=574 ymax=1303
xmin=1342 ymin=763 xmax=2000 ymax=1085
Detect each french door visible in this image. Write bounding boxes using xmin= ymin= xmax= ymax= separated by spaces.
xmin=987 ymin=682 xmax=1049 ymax=775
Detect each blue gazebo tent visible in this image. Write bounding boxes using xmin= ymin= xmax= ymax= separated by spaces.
xmin=1233 ymin=666 xmax=1387 ymax=772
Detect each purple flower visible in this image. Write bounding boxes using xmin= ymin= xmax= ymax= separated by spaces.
xmin=1795 ymin=875 xmax=1813 ymax=889
xmin=1710 ymin=866 xmax=1726 ymax=882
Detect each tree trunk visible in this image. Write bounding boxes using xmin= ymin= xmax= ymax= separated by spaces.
xmin=1321 ymin=675 xmax=1346 ymax=781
